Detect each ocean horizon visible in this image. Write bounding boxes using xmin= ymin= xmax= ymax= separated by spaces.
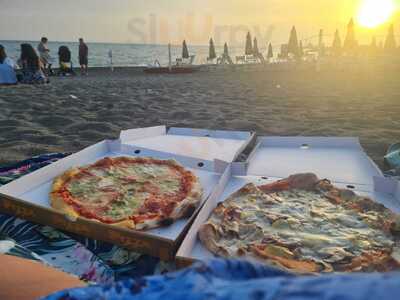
xmin=0 ymin=40 xmax=256 ymax=68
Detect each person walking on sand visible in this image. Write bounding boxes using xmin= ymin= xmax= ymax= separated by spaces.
xmin=37 ymin=37 xmax=54 ymax=76
xmin=78 ymin=38 xmax=88 ymax=75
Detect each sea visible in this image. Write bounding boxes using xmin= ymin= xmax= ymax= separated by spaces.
xmin=0 ymin=40 xmax=247 ymax=67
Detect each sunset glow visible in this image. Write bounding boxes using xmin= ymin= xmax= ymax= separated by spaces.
xmin=357 ymin=0 xmax=396 ymax=28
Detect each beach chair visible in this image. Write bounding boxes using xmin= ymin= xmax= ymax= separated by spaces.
xmin=57 ymin=46 xmax=75 ymax=76
xmin=207 ymin=57 xmax=216 ymax=64
xmin=216 ymin=55 xmax=233 ymax=65
xmin=177 ymin=55 xmax=195 ymax=66
xmin=236 ymin=55 xmax=260 ymax=64
xmin=236 ymin=55 xmax=245 ymax=64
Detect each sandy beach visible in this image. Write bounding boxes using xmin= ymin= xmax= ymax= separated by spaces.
xmin=0 ymin=65 xmax=399 ymax=169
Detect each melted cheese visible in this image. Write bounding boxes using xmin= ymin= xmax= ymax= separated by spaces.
xmin=66 ymin=162 xmax=182 ymax=221
xmin=209 ymin=185 xmax=395 ymax=265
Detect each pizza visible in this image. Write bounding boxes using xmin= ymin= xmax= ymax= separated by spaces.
xmin=50 ymin=157 xmax=202 ymax=230
xmin=199 ymin=173 xmax=400 ymax=273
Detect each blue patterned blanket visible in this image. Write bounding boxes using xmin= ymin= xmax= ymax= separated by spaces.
xmin=44 ymin=259 xmax=400 ymax=300
xmin=0 ymin=153 xmax=173 ymax=284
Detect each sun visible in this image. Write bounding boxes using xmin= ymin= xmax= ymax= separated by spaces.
xmin=357 ymin=0 xmax=396 ymax=28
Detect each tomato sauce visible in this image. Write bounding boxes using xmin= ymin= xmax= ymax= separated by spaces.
xmin=57 ymin=157 xmax=196 ymax=226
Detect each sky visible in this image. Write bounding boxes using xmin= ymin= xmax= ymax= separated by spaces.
xmin=0 ymin=0 xmax=399 ymax=45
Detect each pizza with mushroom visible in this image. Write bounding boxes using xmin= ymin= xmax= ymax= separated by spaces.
xmin=199 ymin=173 xmax=400 ymax=273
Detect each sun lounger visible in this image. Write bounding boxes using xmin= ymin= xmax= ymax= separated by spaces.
xmin=177 ymin=55 xmax=196 ymax=66
xmin=236 ymin=55 xmax=261 ymax=64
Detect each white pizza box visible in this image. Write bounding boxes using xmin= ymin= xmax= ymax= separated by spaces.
xmin=176 ymin=165 xmax=400 ymax=267
xmin=0 ymin=138 xmax=229 ymax=261
xmin=242 ymin=137 xmax=383 ymax=192
xmin=176 ymin=137 xmax=396 ymax=266
xmin=119 ymin=126 xmax=255 ymax=163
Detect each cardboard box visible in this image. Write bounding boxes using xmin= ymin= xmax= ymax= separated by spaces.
xmin=176 ymin=137 xmax=400 ymax=267
xmin=119 ymin=126 xmax=256 ymax=163
xmin=0 ymin=126 xmax=254 ymax=260
xmin=243 ymin=137 xmax=383 ymax=190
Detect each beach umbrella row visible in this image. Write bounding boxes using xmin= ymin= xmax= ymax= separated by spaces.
xmin=183 ymin=39 xmax=231 ymax=62
xmin=182 ymin=38 xmax=234 ymax=63
xmin=181 ymin=31 xmax=267 ymax=60
xmin=329 ymin=21 xmax=396 ymax=56
xmin=181 ymin=19 xmax=397 ymax=64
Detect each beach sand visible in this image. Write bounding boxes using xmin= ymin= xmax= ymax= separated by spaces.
xmin=0 ymin=65 xmax=399 ymax=169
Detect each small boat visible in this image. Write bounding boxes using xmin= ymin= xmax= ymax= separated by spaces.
xmin=144 ymin=65 xmax=200 ymax=74
xmin=144 ymin=43 xmax=200 ymax=74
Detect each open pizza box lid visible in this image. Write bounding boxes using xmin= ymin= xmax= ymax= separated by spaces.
xmin=119 ymin=126 xmax=255 ymax=163
xmin=176 ymin=137 xmax=400 ymax=267
xmin=235 ymin=137 xmax=383 ymax=191
xmin=0 ymin=138 xmax=229 ymax=261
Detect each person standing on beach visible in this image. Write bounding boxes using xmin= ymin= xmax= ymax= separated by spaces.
xmin=37 ymin=37 xmax=54 ymax=76
xmin=79 ymin=38 xmax=88 ymax=75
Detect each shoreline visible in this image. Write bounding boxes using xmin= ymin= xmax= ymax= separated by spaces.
xmin=51 ymin=58 xmax=400 ymax=74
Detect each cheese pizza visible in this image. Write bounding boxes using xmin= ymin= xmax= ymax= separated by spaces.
xmin=51 ymin=157 xmax=202 ymax=230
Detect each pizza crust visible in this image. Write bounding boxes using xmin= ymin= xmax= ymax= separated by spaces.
xmin=50 ymin=157 xmax=203 ymax=231
xmin=50 ymin=168 xmax=81 ymax=220
xmin=198 ymin=183 xmax=261 ymax=256
xmin=137 ymin=163 xmax=203 ymax=230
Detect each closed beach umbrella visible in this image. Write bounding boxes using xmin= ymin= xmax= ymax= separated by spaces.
xmin=384 ymin=24 xmax=396 ymax=53
xmin=332 ymin=29 xmax=342 ymax=56
xmin=245 ymin=32 xmax=253 ymax=55
xmin=209 ymin=38 xmax=217 ymax=60
xmin=318 ymin=29 xmax=325 ymax=56
xmin=253 ymin=37 xmax=259 ymax=55
xmin=343 ymin=18 xmax=358 ymax=53
xmin=267 ymin=43 xmax=274 ymax=59
xmin=370 ymin=36 xmax=378 ymax=56
xmin=371 ymin=36 xmax=378 ymax=48
xmin=287 ymin=26 xmax=299 ymax=57
xmin=168 ymin=43 xmax=172 ymax=70
xmin=223 ymin=43 xmax=229 ymax=56
xmin=182 ymin=40 xmax=189 ymax=59
xmin=299 ymin=41 xmax=304 ymax=57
